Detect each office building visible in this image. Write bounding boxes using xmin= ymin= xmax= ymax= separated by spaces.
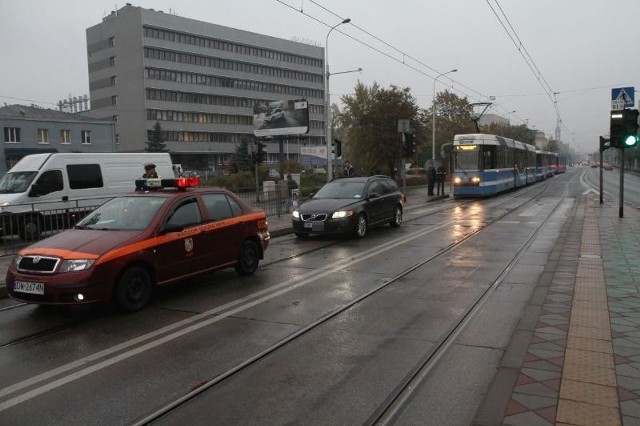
xmin=86 ymin=4 xmax=325 ymax=173
xmin=0 ymin=104 xmax=116 ymax=175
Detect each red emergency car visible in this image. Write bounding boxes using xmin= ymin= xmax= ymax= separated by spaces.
xmin=6 ymin=177 xmax=270 ymax=312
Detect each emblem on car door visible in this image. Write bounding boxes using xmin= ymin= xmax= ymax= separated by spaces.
xmin=184 ymin=237 xmax=194 ymax=253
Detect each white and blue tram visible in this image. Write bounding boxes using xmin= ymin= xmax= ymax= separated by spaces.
xmin=452 ymin=134 xmax=537 ymax=197
xmin=535 ymin=150 xmax=558 ymax=181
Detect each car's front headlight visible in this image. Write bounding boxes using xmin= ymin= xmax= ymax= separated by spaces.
xmin=331 ymin=210 xmax=354 ymax=219
xmin=12 ymin=254 xmax=23 ymax=269
xmin=60 ymin=259 xmax=95 ymax=272
xmin=292 ymin=210 xmax=300 ymax=219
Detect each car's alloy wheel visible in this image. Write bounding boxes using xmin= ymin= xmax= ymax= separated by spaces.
xmin=390 ymin=206 xmax=402 ymax=228
xmin=354 ymin=214 xmax=367 ymax=238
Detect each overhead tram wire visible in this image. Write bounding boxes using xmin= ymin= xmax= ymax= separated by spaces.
xmin=306 ymin=0 xmax=489 ymax=104
xmin=277 ymin=0 xmax=547 ymax=131
xmin=275 ymin=0 xmax=506 ymax=110
xmin=276 ymin=0 xmax=538 ymax=126
xmin=486 ymin=0 xmax=561 ymax=123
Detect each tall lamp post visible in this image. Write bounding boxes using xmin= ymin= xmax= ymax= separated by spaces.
xmin=431 ymin=68 xmax=457 ymax=162
xmin=325 ymin=18 xmax=350 ymax=182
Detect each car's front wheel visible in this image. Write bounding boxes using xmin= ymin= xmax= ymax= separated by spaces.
xmin=354 ymin=213 xmax=367 ymax=238
xmin=115 ymin=266 xmax=153 ymax=312
xmin=390 ymin=206 xmax=402 ymax=228
xmin=235 ymin=240 xmax=260 ymax=275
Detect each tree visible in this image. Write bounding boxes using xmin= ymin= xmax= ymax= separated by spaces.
xmin=423 ymin=90 xmax=474 ymax=165
xmin=336 ymin=82 xmax=419 ymax=176
xmin=146 ymin=121 xmax=168 ymax=152
xmin=232 ymin=138 xmax=254 ymax=173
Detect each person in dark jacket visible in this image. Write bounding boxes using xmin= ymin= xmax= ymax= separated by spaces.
xmin=143 ymin=163 xmax=158 ymax=178
xmin=428 ymin=166 xmax=436 ymax=196
xmin=343 ymin=160 xmax=355 ymax=177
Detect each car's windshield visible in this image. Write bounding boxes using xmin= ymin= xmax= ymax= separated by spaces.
xmin=76 ymin=196 xmax=167 ymax=230
xmin=0 ymin=171 xmax=38 ymax=194
xmin=313 ymin=181 xmax=366 ymax=199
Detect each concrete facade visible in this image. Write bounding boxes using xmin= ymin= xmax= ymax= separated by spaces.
xmin=0 ymin=105 xmax=116 ymax=175
xmin=86 ymin=4 xmax=325 ymax=173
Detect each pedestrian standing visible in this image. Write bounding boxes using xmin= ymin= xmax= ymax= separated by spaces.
xmin=343 ymin=160 xmax=355 ymax=177
xmin=285 ymin=174 xmax=298 ymax=212
xmin=143 ymin=163 xmax=158 ymax=178
xmin=428 ymin=166 xmax=436 ymax=196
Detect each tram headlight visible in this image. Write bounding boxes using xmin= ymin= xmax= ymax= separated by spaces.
xmin=453 ymin=177 xmax=462 ymax=185
xmin=471 ymin=177 xmax=481 ymax=184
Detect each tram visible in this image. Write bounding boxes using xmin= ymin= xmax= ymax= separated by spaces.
xmin=452 ymin=134 xmax=539 ymax=197
xmin=535 ymin=149 xmax=558 ymax=181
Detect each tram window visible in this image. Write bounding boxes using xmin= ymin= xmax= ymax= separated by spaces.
xmin=482 ymin=146 xmax=496 ymax=170
xmin=455 ymin=146 xmax=479 ymax=170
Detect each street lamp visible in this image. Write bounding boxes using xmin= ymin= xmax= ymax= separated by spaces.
xmin=325 ymin=18 xmax=350 ymax=182
xmin=431 ymin=68 xmax=457 ymax=161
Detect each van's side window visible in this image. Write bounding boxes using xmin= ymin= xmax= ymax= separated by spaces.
xmin=36 ymin=170 xmax=63 ymax=195
xmin=67 ymin=164 xmax=104 ymax=189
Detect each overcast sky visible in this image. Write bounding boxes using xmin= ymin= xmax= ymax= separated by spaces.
xmin=1 ymin=0 xmax=639 ymax=154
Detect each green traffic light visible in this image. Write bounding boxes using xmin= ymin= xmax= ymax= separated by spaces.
xmin=623 ymin=134 xmax=639 ymax=147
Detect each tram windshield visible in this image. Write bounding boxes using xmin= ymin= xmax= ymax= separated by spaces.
xmin=454 ymin=145 xmax=479 ymax=171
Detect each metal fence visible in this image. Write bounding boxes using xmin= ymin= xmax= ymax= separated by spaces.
xmin=0 ymin=182 xmax=297 ymax=256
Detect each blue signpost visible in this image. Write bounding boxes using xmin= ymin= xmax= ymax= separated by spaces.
xmin=611 ymin=87 xmax=634 ymax=110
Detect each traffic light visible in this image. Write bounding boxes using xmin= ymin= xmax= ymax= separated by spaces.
xmin=257 ymin=141 xmax=267 ymax=163
xmin=334 ymin=139 xmax=342 ymax=157
xmin=622 ymin=109 xmax=639 ymax=148
xmin=610 ymin=109 xmax=639 ymax=148
xmin=599 ymin=136 xmax=610 ymax=152
xmin=402 ymin=132 xmax=416 ymax=157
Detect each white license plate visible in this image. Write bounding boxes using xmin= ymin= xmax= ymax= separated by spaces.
xmin=304 ymin=222 xmax=313 ymax=229
xmin=14 ymin=281 xmax=45 ymax=295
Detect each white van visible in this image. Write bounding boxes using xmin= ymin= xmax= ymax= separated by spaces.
xmin=0 ymin=153 xmax=174 ymax=240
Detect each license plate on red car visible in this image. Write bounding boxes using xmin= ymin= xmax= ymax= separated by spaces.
xmin=14 ymin=281 xmax=45 ymax=295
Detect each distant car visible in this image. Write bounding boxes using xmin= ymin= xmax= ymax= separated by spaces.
xmin=603 ymin=163 xmax=613 ymax=171
xmin=6 ymin=177 xmax=270 ymax=312
xmin=264 ymin=108 xmax=284 ymax=124
xmin=291 ymin=175 xmax=403 ymax=238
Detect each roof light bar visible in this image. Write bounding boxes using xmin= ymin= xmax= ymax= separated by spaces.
xmin=135 ymin=177 xmax=200 ymax=191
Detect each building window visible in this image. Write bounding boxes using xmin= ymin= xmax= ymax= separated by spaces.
xmin=110 ymin=76 xmax=117 ymax=86
xmin=115 ymin=134 xmax=120 ymax=145
xmin=108 ymin=37 xmax=115 ymax=47
xmin=112 ymin=115 xmax=118 ymax=122
xmin=81 ymin=130 xmax=91 ymax=144
xmin=111 ymin=95 xmax=117 ymax=105
xmin=60 ymin=129 xmax=71 ymax=144
xmin=37 ymin=128 xmax=49 ymax=144
xmin=110 ymin=56 xmax=116 ymax=66
xmin=4 ymin=127 xmax=21 ymax=143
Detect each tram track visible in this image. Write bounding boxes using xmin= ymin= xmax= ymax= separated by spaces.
xmin=0 ymin=175 xmax=566 ymax=421
xmin=128 ymin=178 xmax=566 ymax=425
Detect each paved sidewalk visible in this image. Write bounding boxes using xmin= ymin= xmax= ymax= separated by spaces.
xmin=478 ymin=194 xmax=640 ymax=425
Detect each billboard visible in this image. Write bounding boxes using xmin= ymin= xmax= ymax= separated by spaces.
xmin=299 ymin=146 xmax=328 ymax=167
xmin=253 ymin=99 xmax=309 ymax=137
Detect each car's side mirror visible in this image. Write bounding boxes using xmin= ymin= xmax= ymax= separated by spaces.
xmin=159 ymin=223 xmax=184 ymax=234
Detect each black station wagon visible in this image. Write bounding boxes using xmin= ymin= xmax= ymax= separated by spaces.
xmin=291 ymin=175 xmax=404 ymax=238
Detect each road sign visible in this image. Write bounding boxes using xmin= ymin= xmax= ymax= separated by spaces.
xmin=397 ymin=119 xmax=410 ymax=133
xmin=611 ymin=87 xmax=634 ymax=110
